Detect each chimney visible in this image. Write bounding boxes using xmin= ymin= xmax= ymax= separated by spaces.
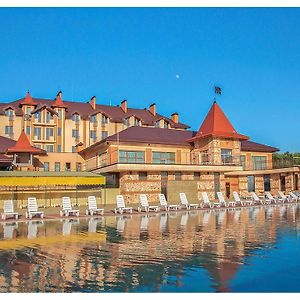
xmin=57 ymin=91 xmax=62 ymax=99
xmin=149 ymin=103 xmax=156 ymax=116
xmin=171 ymin=112 xmax=179 ymax=123
xmin=121 ymin=99 xmax=127 ymax=113
xmin=90 ymin=96 xmax=96 ymax=110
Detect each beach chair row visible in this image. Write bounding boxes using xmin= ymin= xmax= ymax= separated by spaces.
xmin=1 ymin=191 xmax=299 ymax=220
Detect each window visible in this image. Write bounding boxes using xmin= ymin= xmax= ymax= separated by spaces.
xmin=46 ymin=111 xmax=53 ymax=123
xmin=55 ymin=162 xmax=60 ymax=172
xmin=175 ymin=172 xmax=182 ymax=180
xmin=164 ymin=121 xmax=169 ymax=128
xmin=119 ymin=150 xmax=145 ymax=163
xmin=72 ymin=129 xmax=79 ymax=139
xmin=139 ymin=172 xmax=147 ymax=180
xmin=194 ymin=172 xmax=201 ymax=181
xmin=5 ymin=109 xmax=14 ymax=119
xmin=280 ymin=176 xmax=286 ymax=191
xmin=34 ymin=127 xmax=41 ymax=140
xmin=221 ymin=149 xmax=233 ymax=164
xmin=34 ymin=111 xmax=41 ymax=122
xmin=252 ymin=156 xmax=267 ymax=170
xmin=26 ymin=107 xmax=31 ymax=115
xmin=57 ymin=109 xmax=62 ymax=120
xmin=264 ymin=175 xmax=271 ymax=192
xmin=101 ymin=131 xmax=108 ymax=139
xmin=152 ymin=152 xmax=175 ymax=164
xmin=124 ymin=118 xmax=130 ymax=126
xmin=90 ymin=130 xmax=97 ymax=140
xmin=44 ymin=162 xmax=50 ymax=172
xmin=35 ymin=144 xmax=42 ymax=149
xmin=240 ymin=155 xmax=246 ymax=170
xmin=26 ymin=126 xmax=30 ymax=135
xmin=57 ymin=145 xmax=61 ymax=152
xmin=90 ymin=115 xmax=97 ymax=123
xmin=57 ymin=127 xmax=61 ymax=136
xmin=5 ymin=126 xmax=13 ymax=137
xmin=101 ymin=115 xmax=108 ymax=124
xmin=134 ymin=118 xmax=140 ymax=126
xmin=248 ymin=175 xmax=255 ymax=192
xmin=46 ymin=128 xmax=54 ymax=140
xmin=65 ymin=162 xmax=71 ymax=171
xmin=72 ymin=113 xmax=79 ymax=123
xmin=76 ymin=162 xmax=82 ymax=172
xmin=155 ymin=121 xmax=160 ymax=128
xmin=72 ymin=146 xmax=76 ymax=153
xmin=45 ymin=145 xmax=54 ymax=152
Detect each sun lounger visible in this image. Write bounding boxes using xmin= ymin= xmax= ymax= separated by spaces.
xmin=277 ymin=191 xmax=290 ymax=203
xmin=265 ymin=192 xmax=277 ymax=204
xmin=233 ymin=191 xmax=252 ymax=206
xmin=115 ymin=195 xmax=133 ymax=214
xmin=159 ymin=194 xmax=180 ymax=211
xmin=217 ymin=192 xmax=235 ymax=207
xmin=2 ymin=222 xmax=18 ymax=239
xmin=86 ymin=196 xmax=104 ymax=216
xmin=138 ymin=194 xmax=159 ymax=212
xmin=289 ymin=192 xmax=299 ymax=202
xmin=1 ymin=200 xmax=18 ymax=220
xmin=201 ymin=192 xmax=222 ymax=208
xmin=179 ymin=192 xmax=199 ymax=210
xmin=60 ymin=197 xmax=79 ymax=217
xmin=250 ymin=192 xmax=265 ymax=205
xmin=26 ymin=197 xmax=44 ymax=219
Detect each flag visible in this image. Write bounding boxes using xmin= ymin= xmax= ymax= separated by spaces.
xmin=215 ymin=86 xmax=222 ymax=95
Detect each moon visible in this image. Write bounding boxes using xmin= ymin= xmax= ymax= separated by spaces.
xmin=175 ymin=74 xmax=180 ymax=79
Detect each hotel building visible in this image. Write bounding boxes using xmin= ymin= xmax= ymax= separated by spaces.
xmin=0 ymin=91 xmax=299 ymax=202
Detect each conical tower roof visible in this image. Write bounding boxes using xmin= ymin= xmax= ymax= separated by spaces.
xmin=188 ymin=101 xmax=248 ymax=142
xmin=19 ymin=91 xmax=37 ymax=106
xmin=52 ymin=91 xmax=68 ymax=108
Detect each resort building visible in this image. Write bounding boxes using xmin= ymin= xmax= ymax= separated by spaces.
xmin=0 ymin=91 xmax=299 ymax=203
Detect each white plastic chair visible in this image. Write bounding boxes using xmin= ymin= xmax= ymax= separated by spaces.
xmin=233 ymin=191 xmax=252 ymax=206
xmin=265 ymin=192 xmax=276 ymax=204
xmin=115 ymin=195 xmax=133 ymax=214
xmin=250 ymin=192 xmax=265 ymax=205
xmin=159 ymin=194 xmax=180 ymax=211
xmin=277 ymin=191 xmax=289 ymax=203
xmin=201 ymin=192 xmax=220 ymax=208
xmin=86 ymin=196 xmax=104 ymax=216
xmin=60 ymin=197 xmax=79 ymax=217
xmin=217 ymin=192 xmax=235 ymax=207
xmin=26 ymin=198 xmax=44 ymax=219
xmin=138 ymin=194 xmax=159 ymax=212
xmin=1 ymin=200 xmax=18 ymax=220
xmin=179 ymin=193 xmax=199 ymax=210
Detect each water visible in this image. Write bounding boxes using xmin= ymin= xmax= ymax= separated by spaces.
xmin=1 ymin=204 xmax=300 ymax=292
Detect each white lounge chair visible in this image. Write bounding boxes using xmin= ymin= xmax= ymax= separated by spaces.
xmin=250 ymin=192 xmax=265 ymax=205
xmin=277 ymin=191 xmax=290 ymax=203
xmin=26 ymin=198 xmax=44 ymax=219
xmin=217 ymin=192 xmax=235 ymax=207
xmin=179 ymin=192 xmax=199 ymax=210
xmin=1 ymin=200 xmax=18 ymax=220
xmin=159 ymin=194 xmax=180 ymax=211
xmin=265 ymin=192 xmax=277 ymax=204
xmin=233 ymin=191 xmax=252 ymax=206
xmin=201 ymin=192 xmax=221 ymax=208
xmin=138 ymin=194 xmax=159 ymax=212
xmin=115 ymin=195 xmax=133 ymax=214
xmin=86 ymin=196 xmax=104 ymax=216
xmin=289 ymin=192 xmax=299 ymax=202
xmin=60 ymin=197 xmax=79 ymax=217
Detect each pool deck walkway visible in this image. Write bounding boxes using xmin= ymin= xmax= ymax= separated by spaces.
xmin=1 ymin=200 xmax=299 ymax=224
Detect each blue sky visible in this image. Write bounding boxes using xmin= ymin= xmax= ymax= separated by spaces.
xmin=0 ymin=8 xmax=299 ymax=152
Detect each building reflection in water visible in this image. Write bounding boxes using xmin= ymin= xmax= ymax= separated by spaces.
xmin=0 ymin=204 xmax=299 ymax=292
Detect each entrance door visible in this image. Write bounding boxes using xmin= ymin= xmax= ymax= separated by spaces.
xmin=294 ymin=174 xmax=299 ymax=191
xmin=214 ymin=172 xmax=220 ymax=199
xmin=161 ymin=172 xmax=168 ymax=196
xmin=225 ymin=182 xmax=230 ymax=199
xmin=280 ymin=175 xmax=286 ymax=192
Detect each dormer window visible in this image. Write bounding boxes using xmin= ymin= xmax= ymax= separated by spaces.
xmin=34 ymin=111 xmax=41 ymax=123
xmin=101 ymin=115 xmax=108 ymax=124
xmin=124 ymin=118 xmax=130 ymax=127
xmin=155 ymin=121 xmax=160 ymax=128
xmin=90 ymin=115 xmax=97 ymax=123
xmin=72 ymin=113 xmax=80 ymax=123
xmin=25 ymin=107 xmax=31 ymax=115
xmin=5 ymin=109 xmax=14 ymax=119
xmin=134 ymin=118 xmax=140 ymax=126
xmin=46 ymin=111 xmax=54 ymax=123
xmin=164 ymin=121 xmax=169 ymax=128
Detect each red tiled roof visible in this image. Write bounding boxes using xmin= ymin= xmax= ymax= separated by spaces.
xmin=189 ymin=101 xmax=249 ymax=141
xmin=19 ymin=91 xmax=37 ymax=106
xmin=0 ymin=136 xmax=17 ymax=153
xmin=80 ymin=126 xmax=278 ymax=154
xmin=241 ymin=140 xmax=279 ymax=153
xmin=0 ymin=95 xmax=190 ymax=129
xmin=6 ymin=131 xmax=46 ymax=154
xmin=0 ymin=153 xmax=12 ymax=163
xmin=52 ymin=92 xmax=68 ymax=108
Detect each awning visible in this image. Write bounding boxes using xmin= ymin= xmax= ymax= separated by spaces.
xmin=0 ymin=171 xmax=105 ymax=187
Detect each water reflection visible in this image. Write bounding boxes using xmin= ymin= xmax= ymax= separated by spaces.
xmin=0 ymin=204 xmax=300 ymax=292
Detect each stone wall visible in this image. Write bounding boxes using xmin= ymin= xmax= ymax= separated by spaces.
xmin=254 ymin=175 xmax=264 ymax=196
